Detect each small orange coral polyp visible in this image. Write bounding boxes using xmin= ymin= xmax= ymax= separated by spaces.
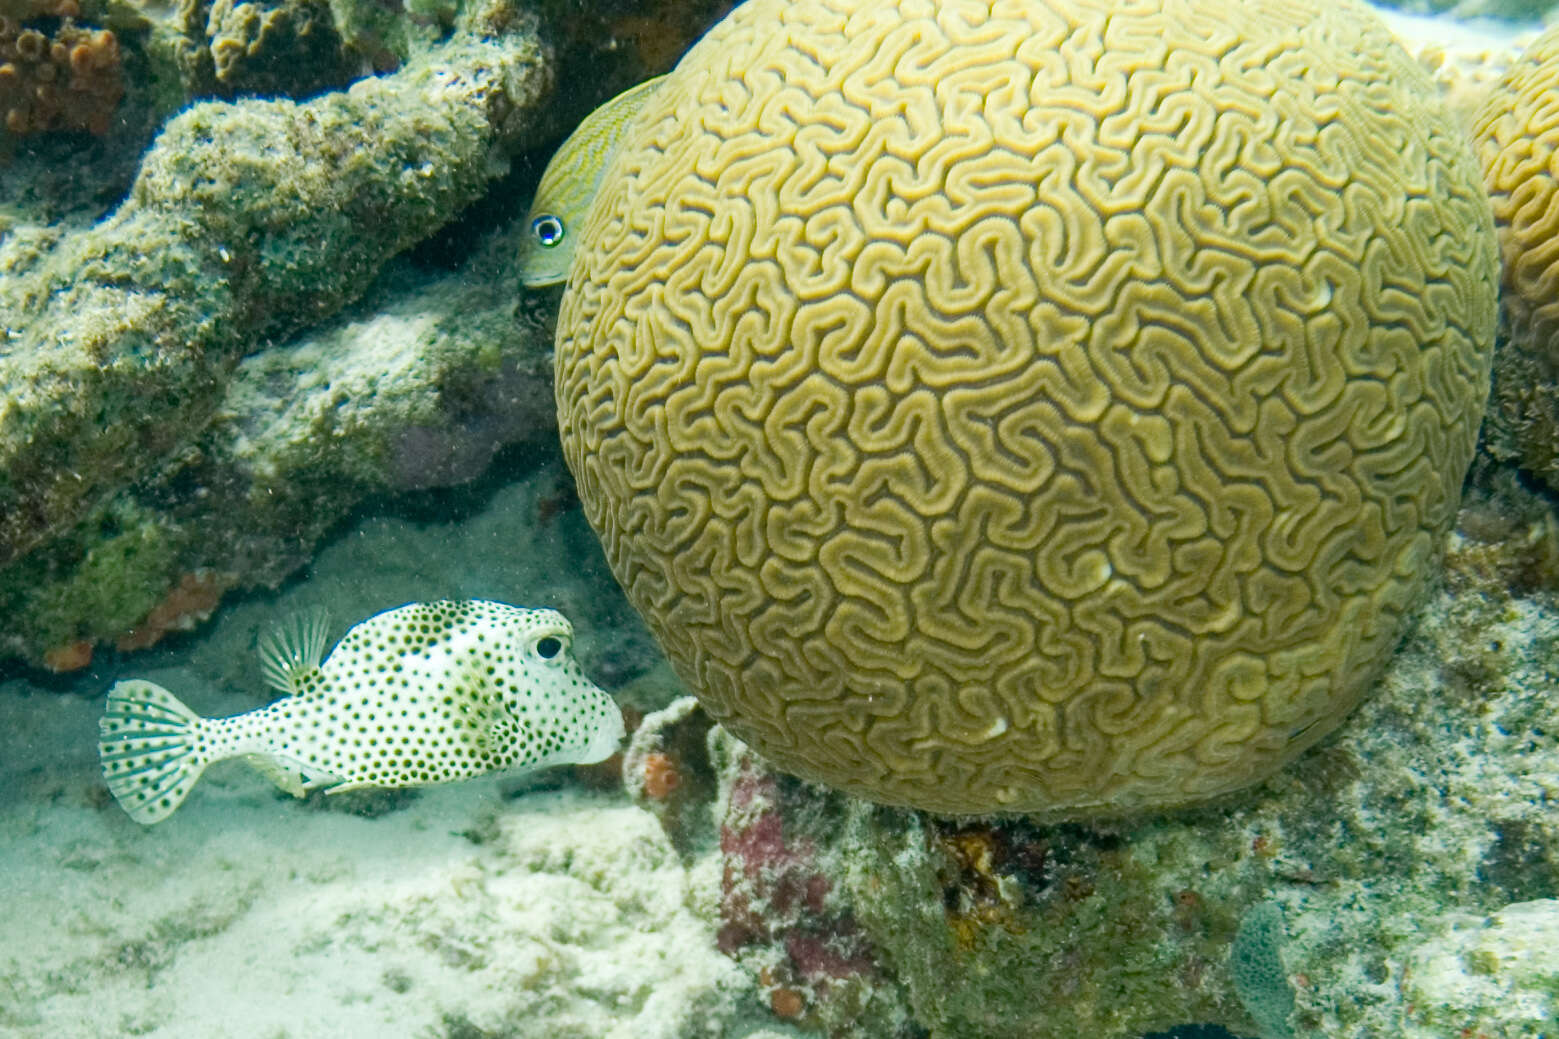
xmin=641 ymin=751 xmax=681 ymax=800
xmin=768 ymin=987 xmax=805 ymax=1019
xmin=86 ymin=29 xmax=115 ymax=70
xmin=42 ymin=639 xmax=93 ymax=673
xmin=0 ymin=17 xmax=123 ymax=136
xmin=14 ymin=29 xmax=43 ymax=61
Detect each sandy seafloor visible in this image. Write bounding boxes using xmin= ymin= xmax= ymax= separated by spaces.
xmin=0 ymin=4 xmax=1553 ymax=1037
xmin=0 ymin=456 xmax=812 ymax=1039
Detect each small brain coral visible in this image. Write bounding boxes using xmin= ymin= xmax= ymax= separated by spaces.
xmin=1474 ymin=24 xmax=1559 ymax=365
xmin=554 ymin=0 xmax=1499 ymax=816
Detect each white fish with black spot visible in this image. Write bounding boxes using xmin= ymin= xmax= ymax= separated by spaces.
xmin=97 ymin=600 xmax=626 ymax=824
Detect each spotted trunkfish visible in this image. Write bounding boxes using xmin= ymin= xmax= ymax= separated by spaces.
xmin=98 ymin=600 xmax=625 ymax=824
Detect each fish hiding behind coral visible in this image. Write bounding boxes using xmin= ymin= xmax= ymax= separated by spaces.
xmin=98 ymin=600 xmax=625 ymax=824
xmin=518 ymin=74 xmax=666 ymax=288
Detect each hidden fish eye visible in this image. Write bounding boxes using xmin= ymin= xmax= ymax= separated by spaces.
xmin=534 ymin=635 xmax=563 ymax=659
xmin=531 ymin=215 xmax=565 ymax=248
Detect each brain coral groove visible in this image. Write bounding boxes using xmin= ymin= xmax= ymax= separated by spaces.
xmin=554 ymin=0 xmax=1498 ymax=816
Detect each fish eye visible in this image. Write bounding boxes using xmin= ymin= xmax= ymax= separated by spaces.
xmin=532 ymin=215 xmax=565 ymax=248
xmin=535 ymin=635 xmax=563 ymax=659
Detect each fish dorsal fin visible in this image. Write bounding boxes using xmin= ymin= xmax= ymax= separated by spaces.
xmin=257 ymin=608 xmax=332 ymax=696
xmin=519 ymin=74 xmax=668 ymax=288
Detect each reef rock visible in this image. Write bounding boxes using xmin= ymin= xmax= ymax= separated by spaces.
xmin=0 ymin=0 xmax=730 ymax=667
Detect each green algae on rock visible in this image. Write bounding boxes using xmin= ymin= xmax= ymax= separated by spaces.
xmin=0 ymin=219 xmax=562 ymax=665
xmin=0 ymin=28 xmax=546 ymax=568
xmin=0 ymin=23 xmax=555 ymax=666
xmin=0 ymin=0 xmax=740 ymax=670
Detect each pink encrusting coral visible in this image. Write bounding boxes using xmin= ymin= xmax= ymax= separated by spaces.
xmin=715 ymin=751 xmax=906 ymax=1034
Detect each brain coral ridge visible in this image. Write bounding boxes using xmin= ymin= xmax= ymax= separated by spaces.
xmin=1474 ymin=24 xmax=1559 ymax=368
xmin=553 ymin=0 xmax=1499 ymax=816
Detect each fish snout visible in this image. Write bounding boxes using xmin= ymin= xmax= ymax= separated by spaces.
xmin=579 ymin=690 xmax=627 ymax=764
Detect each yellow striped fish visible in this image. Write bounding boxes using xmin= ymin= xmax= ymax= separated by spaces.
xmin=519 ymin=75 xmax=667 ymax=288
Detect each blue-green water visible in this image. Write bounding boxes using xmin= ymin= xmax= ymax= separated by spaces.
xmin=3 ymin=0 xmax=1558 ymax=1035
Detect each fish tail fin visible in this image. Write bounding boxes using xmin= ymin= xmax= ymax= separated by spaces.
xmin=98 ymin=679 xmax=212 ymax=824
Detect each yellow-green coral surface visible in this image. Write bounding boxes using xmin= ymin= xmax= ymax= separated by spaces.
xmin=554 ymin=0 xmax=1499 ymax=816
xmin=1474 ymin=23 xmax=1559 ymax=365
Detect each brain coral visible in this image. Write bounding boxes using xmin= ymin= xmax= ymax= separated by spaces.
xmin=1474 ymin=24 xmax=1559 ymax=365
xmin=553 ymin=0 xmax=1499 ymax=816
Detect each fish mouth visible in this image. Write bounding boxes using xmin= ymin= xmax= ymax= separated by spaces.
xmin=579 ymin=699 xmax=627 ymax=762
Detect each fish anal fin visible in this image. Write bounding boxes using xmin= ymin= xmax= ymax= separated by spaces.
xmin=323 ymin=780 xmax=377 ymax=796
xmin=241 ymin=753 xmax=338 ymax=799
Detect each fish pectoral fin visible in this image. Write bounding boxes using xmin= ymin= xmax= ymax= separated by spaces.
xmin=477 ymin=716 xmax=518 ymax=754
xmin=241 ymin=754 xmax=338 ymax=799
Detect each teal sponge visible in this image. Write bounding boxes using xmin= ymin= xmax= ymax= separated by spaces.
xmin=1231 ymin=902 xmax=1297 ymax=1039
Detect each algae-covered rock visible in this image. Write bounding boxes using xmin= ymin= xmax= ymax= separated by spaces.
xmin=1400 ymin=899 xmax=1559 ymax=1032
xmin=0 ymin=0 xmax=737 ymax=669
xmin=0 ymin=18 xmax=555 ymax=665
xmin=708 ymin=735 xmax=919 ymax=1037
xmin=0 ymin=26 xmax=544 ymax=562
xmin=93 ymin=0 xmax=736 ymax=147
xmin=0 ymin=219 xmax=561 ymax=663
